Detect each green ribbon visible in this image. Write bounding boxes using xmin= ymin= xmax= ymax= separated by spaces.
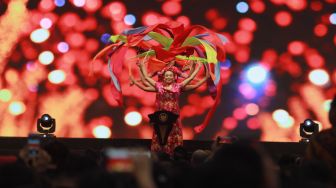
xmin=147 ymin=32 xmax=173 ymax=49
xmin=182 ymin=37 xmax=218 ymax=64
xmin=109 ymin=35 xmax=127 ymax=43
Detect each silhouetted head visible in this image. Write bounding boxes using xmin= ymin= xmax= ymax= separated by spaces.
xmin=329 ymin=95 xmax=336 ymax=128
xmin=191 ymin=149 xmax=209 ymax=166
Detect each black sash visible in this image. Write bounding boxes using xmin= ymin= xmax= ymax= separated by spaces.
xmin=148 ymin=110 xmax=179 ymax=146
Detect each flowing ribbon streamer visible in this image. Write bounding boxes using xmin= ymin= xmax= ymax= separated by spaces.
xmin=92 ymin=21 xmax=228 ymax=133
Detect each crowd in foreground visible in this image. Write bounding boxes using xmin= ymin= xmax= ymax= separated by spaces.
xmin=0 ymin=130 xmax=336 ymax=188
xmin=0 ymin=97 xmax=336 ymax=188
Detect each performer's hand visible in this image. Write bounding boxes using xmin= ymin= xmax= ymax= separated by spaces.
xmin=181 ymin=72 xmax=188 ymax=78
xmin=131 ymin=150 xmax=156 ymax=188
xmin=182 ymin=64 xmax=190 ymax=71
xmin=139 ymin=57 xmax=147 ymax=67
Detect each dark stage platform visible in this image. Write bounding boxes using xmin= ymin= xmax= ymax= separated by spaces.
xmin=0 ymin=137 xmax=308 ymax=161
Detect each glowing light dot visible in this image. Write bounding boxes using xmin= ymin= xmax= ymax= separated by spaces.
xmin=329 ymin=13 xmax=336 ymax=25
xmin=235 ymin=47 xmax=250 ymax=63
xmin=84 ymin=0 xmax=101 ymax=12
xmin=222 ymin=117 xmax=238 ymax=130
xmin=28 ymin=85 xmax=38 ymax=93
xmin=0 ymin=89 xmax=12 ymax=102
xmin=314 ymin=24 xmax=328 ymax=37
xmin=40 ymin=18 xmax=52 ymax=29
xmin=279 ymin=116 xmax=294 ymax=128
xmin=38 ymin=51 xmax=54 ymax=65
xmin=124 ymin=14 xmax=136 ymax=25
xmin=270 ymin=0 xmax=285 ymax=6
xmin=109 ymin=2 xmax=122 ymax=14
xmin=234 ymin=30 xmax=253 ymax=44
xmin=246 ymin=65 xmax=268 ymax=84
xmin=57 ymin=42 xmax=69 ymax=53
xmin=205 ymin=9 xmax=219 ymax=21
xmin=5 ymin=69 xmax=19 ymax=84
xmin=124 ymin=111 xmax=142 ymax=126
xmin=67 ymin=33 xmax=85 ymax=47
xmin=93 ymin=125 xmax=111 ymax=138
xmin=306 ymin=53 xmax=324 ymax=68
xmin=176 ymin=16 xmax=190 ymax=27
xmin=323 ymin=99 xmax=332 ymax=112
xmin=108 ymin=1 xmax=126 ymax=20
xmin=142 ymin=12 xmax=159 ymax=26
xmin=221 ymin=60 xmax=232 ymax=69
xmin=246 ymin=118 xmax=261 ymax=130
xmin=61 ymin=13 xmax=78 ymax=28
xmin=54 ymin=0 xmax=65 ymax=7
xmin=48 ymin=70 xmax=66 ymax=84
xmin=40 ymin=0 xmax=55 ymax=11
xmin=236 ymin=2 xmax=249 ymax=13
xmin=272 ymin=109 xmax=294 ymax=128
xmin=286 ymin=0 xmax=307 ymax=11
xmin=250 ymin=0 xmax=265 ymax=13
xmin=162 ymin=1 xmax=182 ymax=16
xmin=213 ymin=17 xmax=227 ymax=30
xmin=309 ymin=69 xmax=330 ymax=86
xmin=8 ymin=101 xmax=26 ymax=116
xmin=233 ymin=108 xmax=247 ymax=120
xmin=272 ymin=109 xmax=289 ymax=122
xmin=288 ymin=41 xmax=305 ymax=55
xmin=238 ymin=18 xmax=257 ymax=32
xmin=30 ymin=28 xmax=50 ymax=43
xmin=275 ymin=11 xmax=292 ymax=27
xmin=239 ymin=83 xmax=257 ymax=99
xmin=310 ymin=1 xmax=322 ymax=11
xmin=245 ymin=103 xmax=260 ymax=116
xmin=73 ymin=0 xmax=85 ymax=7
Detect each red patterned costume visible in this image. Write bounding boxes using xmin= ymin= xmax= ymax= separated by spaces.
xmin=151 ymin=82 xmax=183 ymax=155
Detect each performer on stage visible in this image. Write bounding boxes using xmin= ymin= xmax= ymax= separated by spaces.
xmin=92 ymin=21 xmax=227 ymax=154
xmin=130 ymin=59 xmax=209 ymax=155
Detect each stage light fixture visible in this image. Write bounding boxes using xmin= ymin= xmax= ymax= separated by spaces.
xmin=299 ymin=119 xmax=319 ymax=143
xmin=37 ymin=114 xmax=56 ymax=136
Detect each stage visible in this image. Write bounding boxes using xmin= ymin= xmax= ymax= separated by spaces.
xmin=0 ymin=137 xmax=307 ymax=161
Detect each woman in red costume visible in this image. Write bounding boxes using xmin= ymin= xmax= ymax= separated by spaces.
xmin=93 ymin=21 xmax=227 ymax=154
xmin=130 ymin=60 xmax=209 ymax=155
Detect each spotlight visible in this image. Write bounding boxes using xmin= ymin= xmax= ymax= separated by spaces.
xmin=37 ymin=114 xmax=56 ymax=136
xmin=299 ymin=119 xmax=319 ymax=143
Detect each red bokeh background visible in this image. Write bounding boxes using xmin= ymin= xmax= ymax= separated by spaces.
xmin=0 ymin=0 xmax=335 ymax=141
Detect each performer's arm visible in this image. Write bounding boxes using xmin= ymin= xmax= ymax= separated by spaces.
xmin=183 ymin=77 xmax=208 ymax=91
xmin=134 ymin=66 xmax=156 ymax=87
xmin=138 ymin=66 xmax=151 ymax=87
xmin=131 ymin=76 xmax=150 ymax=87
xmin=183 ymin=63 xmax=210 ymax=91
xmin=139 ymin=60 xmax=156 ymax=87
xmin=130 ymin=73 xmax=156 ymax=92
xmin=180 ymin=62 xmax=202 ymax=88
